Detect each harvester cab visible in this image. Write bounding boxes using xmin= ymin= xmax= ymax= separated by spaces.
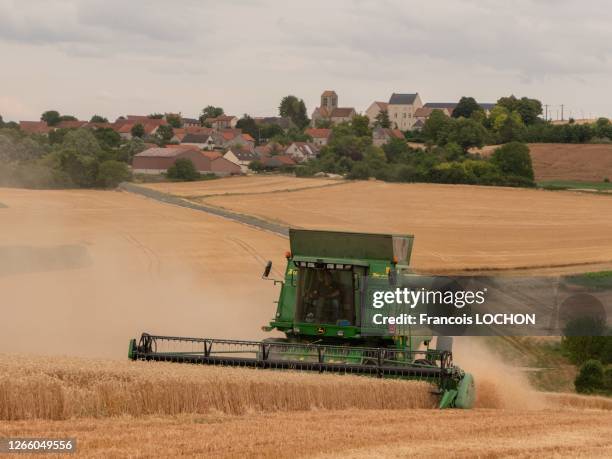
xmin=129 ymin=228 xmax=475 ymax=409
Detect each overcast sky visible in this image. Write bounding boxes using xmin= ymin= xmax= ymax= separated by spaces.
xmin=1 ymin=0 xmax=611 ymax=122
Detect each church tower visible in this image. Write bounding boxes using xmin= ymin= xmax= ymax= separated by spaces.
xmin=320 ymin=90 xmax=338 ymax=112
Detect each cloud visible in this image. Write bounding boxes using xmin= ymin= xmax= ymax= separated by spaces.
xmin=0 ymin=0 xmax=611 ymax=120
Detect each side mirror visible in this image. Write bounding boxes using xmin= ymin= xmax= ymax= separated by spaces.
xmin=263 ymin=261 xmax=272 ymax=278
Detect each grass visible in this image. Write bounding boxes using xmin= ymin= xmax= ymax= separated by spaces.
xmin=564 ymin=270 xmax=612 ymax=289
xmin=538 ymin=179 xmax=612 ymax=192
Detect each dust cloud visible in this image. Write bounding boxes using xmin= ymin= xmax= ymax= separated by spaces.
xmin=0 ymin=188 xmax=286 ymax=359
xmin=453 ymin=336 xmax=548 ymax=410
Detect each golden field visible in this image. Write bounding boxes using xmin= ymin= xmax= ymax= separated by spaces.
xmin=194 ymin=180 xmax=612 ymax=273
xmin=2 ymin=180 xmax=612 ymax=457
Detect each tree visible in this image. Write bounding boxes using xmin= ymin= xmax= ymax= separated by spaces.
xmin=148 ymin=113 xmax=164 ymax=119
xmin=131 ymin=123 xmax=145 ymax=138
xmin=93 ymin=128 xmax=121 ymax=150
xmin=61 ymin=128 xmax=103 ymax=158
xmin=497 ymin=95 xmax=543 ymax=125
xmin=117 ymin=138 xmax=146 ymax=164
xmin=594 ymin=118 xmax=612 ymax=139
xmin=279 ymin=95 xmax=309 ymax=129
xmin=452 ymin=97 xmax=482 ymax=119
xmin=314 ymin=118 xmax=333 ymax=128
xmin=59 ymin=115 xmax=77 ymax=122
xmin=446 ymin=117 xmax=488 ymax=151
xmin=199 ymin=106 xmax=224 ymax=125
xmin=156 ymin=125 xmax=174 ymax=145
xmin=41 ymin=110 xmax=61 ymax=126
xmin=423 ymin=109 xmax=452 ymax=144
xmin=97 ymin=160 xmax=131 ymax=188
xmin=165 ymin=113 xmax=183 ymax=128
xmin=90 ymin=115 xmax=108 ymax=123
xmin=490 ymin=142 xmax=534 ymax=180
xmin=166 ymin=158 xmax=199 ymax=181
xmin=351 ymin=115 xmax=371 ymax=137
xmin=575 ymin=359 xmax=604 ymax=394
xmin=236 ymin=114 xmax=259 ymax=142
xmin=0 ymin=114 xmax=4 ymax=127
xmin=375 ymin=110 xmax=391 ymax=128
xmin=382 ymin=137 xmax=410 ymax=162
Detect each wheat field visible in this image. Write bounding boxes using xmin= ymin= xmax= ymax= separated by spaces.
xmin=0 ymin=355 xmax=437 ymax=421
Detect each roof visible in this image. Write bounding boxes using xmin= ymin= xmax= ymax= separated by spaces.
xmin=182 ymin=133 xmax=213 ymax=143
xmin=305 ymin=128 xmax=331 ymax=139
xmin=227 ymin=147 xmax=258 ymax=161
xmin=373 ymin=128 xmax=404 ymax=139
xmin=181 ymin=117 xmax=199 ymax=124
xmin=374 ymin=101 xmax=388 ymax=110
xmin=263 ymin=155 xmax=296 ymax=167
xmin=424 ymin=102 xmax=457 ymax=110
xmin=253 ymin=117 xmax=292 ymax=128
xmin=414 ymin=107 xmax=434 ymax=118
xmin=206 ymin=115 xmax=236 ymax=123
xmin=202 ymin=151 xmax=223 ymax=160
xmin=18 ymin=121 xmax=51 ymax=134
xmin=288 ymin=142 xmax=320 ymax=157
xmin=330 ymin=107 xmax=355 ymax=118
xmin=389 ymin=93 xmax=419 ymax=105
xmin=423 ymin=102 xmax=496 ymax=113
xmin=55 ymin=120 xmax=88 ymax=129
xmin=135 ymin=146 xmax=199 ymax=158
xmin=321 ymin=90 xmax=337 ymax=97
xmin=242 ymin=133 xmax=255 ymax=142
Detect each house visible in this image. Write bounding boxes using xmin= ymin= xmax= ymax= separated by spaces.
xmin=284 ymin=142 xmax=320 ymax=162
xmin=223 ymin=146 xmax=259 ymax=172
xmin=305 ymin=128 xmax=332 ymax=147
xmin=255 ymin=142 xmax=284 ymax=156
xmin=18 ymin=121 xmax=51 ymax=135
xmin=311 ymin=90 xmax=356 ymax=126
xmin=132 ymin=146 xmax=239 ymax=176
xmin=181 ymin=133 xmax=216 ymax=150
xmin=181 ymin=117 xmax=200 ymax=128
xmin=205 ymin=115 xmax=238 ymax=130
xmin=364 ymin=101 xmax=389 ymax=126
xmin=423 ymin=102 xmax=496 ymax=116
xmin=215 ymin=129 xmax=255 ymax=150
xmin=372 ymin=128 xmax=405 ymax=147
xmin=55 ymin=120 xmax=88 ymax=129
xmin=253 ymin=117 xmax=293 ymax=129
xmin=112 ymin=118 xmax=167 ymax=140
xmin=412 ymin=119 xmax=426 ymax=131
xmin=387 ymin=93 xmax=423 ymax=131
xmin=261 ymin=155 xmax=296 ymax=169
xmin=201 ymin=151 xmax=242 ymax=175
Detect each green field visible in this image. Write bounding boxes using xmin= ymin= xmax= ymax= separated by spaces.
xmin=539 ymin=180 xmax=612 ymax=192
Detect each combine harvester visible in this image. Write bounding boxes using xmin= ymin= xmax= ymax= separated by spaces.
xmin=130 ymin=229 xmax=475 ymax=408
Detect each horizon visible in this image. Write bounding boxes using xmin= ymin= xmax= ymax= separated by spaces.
xmin=2 ymin=0 xmax=611 ymax=121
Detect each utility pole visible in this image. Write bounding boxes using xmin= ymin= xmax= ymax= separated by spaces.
xmin=544 ymin=104 xmax=549 ymax=120
xmin=561 ymin=104 xmax=564 ymax=121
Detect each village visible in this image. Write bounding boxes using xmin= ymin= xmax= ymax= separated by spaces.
xmin=14 ymin=90 xmax=496 ymax=177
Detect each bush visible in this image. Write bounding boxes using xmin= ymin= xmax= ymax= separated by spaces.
xmin=249 ymin=160 xmax=264 ymax=172
xmin=166 ymin=158 xmax=200 ymax=181
xmin=429 ymin=162 xmax=475 ymax=184
xmin=97 ymin=160 xmax=131 ymax=188
xmin=347 ymin=162 xmax=372 ymax=180
xmin=575 ymin=359 xmax=604 ymax=393
xmin=491 ymin=142 xmax=534 ymax=181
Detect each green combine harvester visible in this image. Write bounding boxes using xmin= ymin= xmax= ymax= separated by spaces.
xmin=130 ymin=229 xmax=476 ymax=409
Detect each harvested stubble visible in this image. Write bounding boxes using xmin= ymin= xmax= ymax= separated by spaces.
xmin=0 ymin=355 xmax=437 ymax=420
